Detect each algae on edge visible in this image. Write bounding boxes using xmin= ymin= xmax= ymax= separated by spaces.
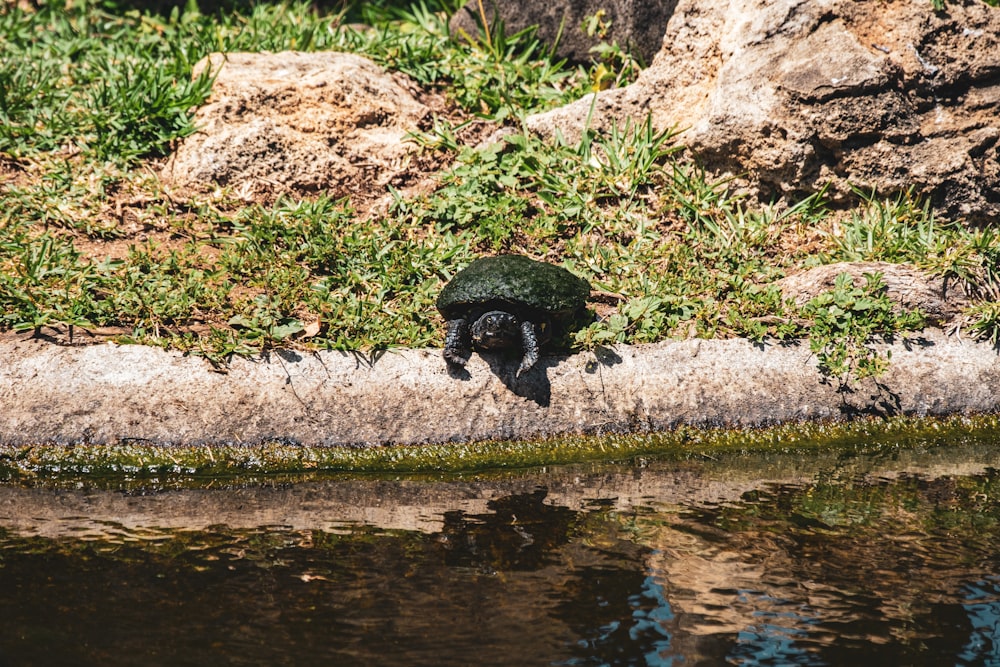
xmin=1 ymin=414 xmax=998 ymax=486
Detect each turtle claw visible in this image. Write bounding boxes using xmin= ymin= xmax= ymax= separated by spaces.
xmin=444 ymin=349 xmax=468 ymax=367
xmin=516 ymin=320 xmax=540 ymax=378
xmin=443 ymin=318 xmax=470 ymax=367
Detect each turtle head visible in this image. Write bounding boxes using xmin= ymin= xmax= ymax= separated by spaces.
xmin=470 ymin=310 xmax=521 ymax=350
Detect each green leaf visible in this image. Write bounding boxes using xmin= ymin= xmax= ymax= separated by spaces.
xmin=271 ymin=320 xmax=304 ymax=340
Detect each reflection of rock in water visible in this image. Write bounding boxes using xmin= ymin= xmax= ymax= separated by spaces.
xmin=0 ymin=462 xmax=790 ymax=539
xmin=0 ymin=489 xmax=670 ymax=667
xmin=3 ymin=447 xmax=1000 ymax=664
xmin=640 ymin=475 xmax=1000 ymax=665
xmin=641 ymin=520 xmax=807 ymax=663
xmin=2 ymin=445 xmax=998 ymax=539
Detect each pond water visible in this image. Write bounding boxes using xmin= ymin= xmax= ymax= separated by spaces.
xmin=2 ymin=441 xmax=1000 ymax=666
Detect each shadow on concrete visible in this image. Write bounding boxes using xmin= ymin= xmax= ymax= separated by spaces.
xmin=483 ymin=353 xmax=553 ymax=407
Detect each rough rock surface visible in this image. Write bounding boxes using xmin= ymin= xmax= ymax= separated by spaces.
xmin=2 ymin=330 xmax=998 ymax=448
xmin=776 ymin=261 xmax=970 ymax=325
xmin=527 ymin=0 xmax=1000 ymax=222
xmin=162 ymin=51 xmax=435 ymax=203
xmin=449 ymin=0 xmax=675 ymax=66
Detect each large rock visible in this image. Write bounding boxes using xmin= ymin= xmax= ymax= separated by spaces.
xmin=449 ymin=0 xmax=675 ymax=66
xmin=776 ymin=261 xmax=969 ymax=325
xmin=162 ymin=51 xmax=434 ymax=203
xmin=527 ymin=0 xmax=1000 ymax=222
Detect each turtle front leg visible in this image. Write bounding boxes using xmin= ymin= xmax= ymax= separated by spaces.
xmin=516 ymin=320 xmax=540 ymax=377
xmin=443 ymin=318 xmax=471 ymax=367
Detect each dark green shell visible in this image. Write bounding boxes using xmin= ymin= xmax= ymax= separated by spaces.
xmin=437 ymin=255 xmax=590 ymax=322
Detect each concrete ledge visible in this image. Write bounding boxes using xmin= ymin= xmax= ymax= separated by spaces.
xmin=1 ymin=330 xmax=998 ymax=447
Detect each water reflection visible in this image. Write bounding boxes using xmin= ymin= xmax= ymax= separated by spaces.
xmin=2 ymin=444 xmax=1000 ymax=665
xmin=960 ymin=578 xmax=1000 ymax=665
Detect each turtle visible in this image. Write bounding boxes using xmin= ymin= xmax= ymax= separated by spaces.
xmin=436 ymin=254 xmax=591 ymax=377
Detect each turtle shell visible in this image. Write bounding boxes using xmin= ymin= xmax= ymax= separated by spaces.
xmin=437 ymin=255 xmax=590 ymax=324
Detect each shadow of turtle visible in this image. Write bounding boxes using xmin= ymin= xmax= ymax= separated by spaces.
xmin=480 ymin=352 xmax=553 ymax=407
xmin=461 ymin=341 xmax=623 ymax=407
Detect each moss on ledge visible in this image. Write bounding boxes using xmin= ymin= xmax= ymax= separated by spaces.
xmin=2 ymin=414 xmax=998 ymax=487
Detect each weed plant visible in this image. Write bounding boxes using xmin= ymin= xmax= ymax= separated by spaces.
xmin=1 ymin=0 xmax=999 ymax=383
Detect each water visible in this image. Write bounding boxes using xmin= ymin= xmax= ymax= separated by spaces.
xmin=2 ymin=442 xmax=1000 ymax=666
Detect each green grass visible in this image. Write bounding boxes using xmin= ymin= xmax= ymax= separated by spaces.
xmin=1 ymin=0 xmax=998 ymax=384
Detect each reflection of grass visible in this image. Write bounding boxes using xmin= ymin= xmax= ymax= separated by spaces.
xmin=3 ymin=413 xmax=1000 ymax=481
xmin=789 ymin=470 xmax=1000 ymax=533
xmin=2 ymin=0 xmax=1000 ymax=381
xmin=696 ymin=464 xmax=1000 ymax=568
xmin=630 ymin=454 xmax=1000 ymax=664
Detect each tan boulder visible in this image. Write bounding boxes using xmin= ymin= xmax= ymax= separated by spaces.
xmin=162 ymin=51 xmax=433 ymax=203
xmin=775 ymin=261 xmax=969 ymax=325
xmin=527 ymin=0 xmax=1000 ymax=222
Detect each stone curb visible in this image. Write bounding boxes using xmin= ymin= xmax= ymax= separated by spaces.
xmin=1 ymin=330 xmax=998 ymax=448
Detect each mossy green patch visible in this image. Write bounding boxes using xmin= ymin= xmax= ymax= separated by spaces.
xmin=2 ymin=414 xmax=998 ymax=487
